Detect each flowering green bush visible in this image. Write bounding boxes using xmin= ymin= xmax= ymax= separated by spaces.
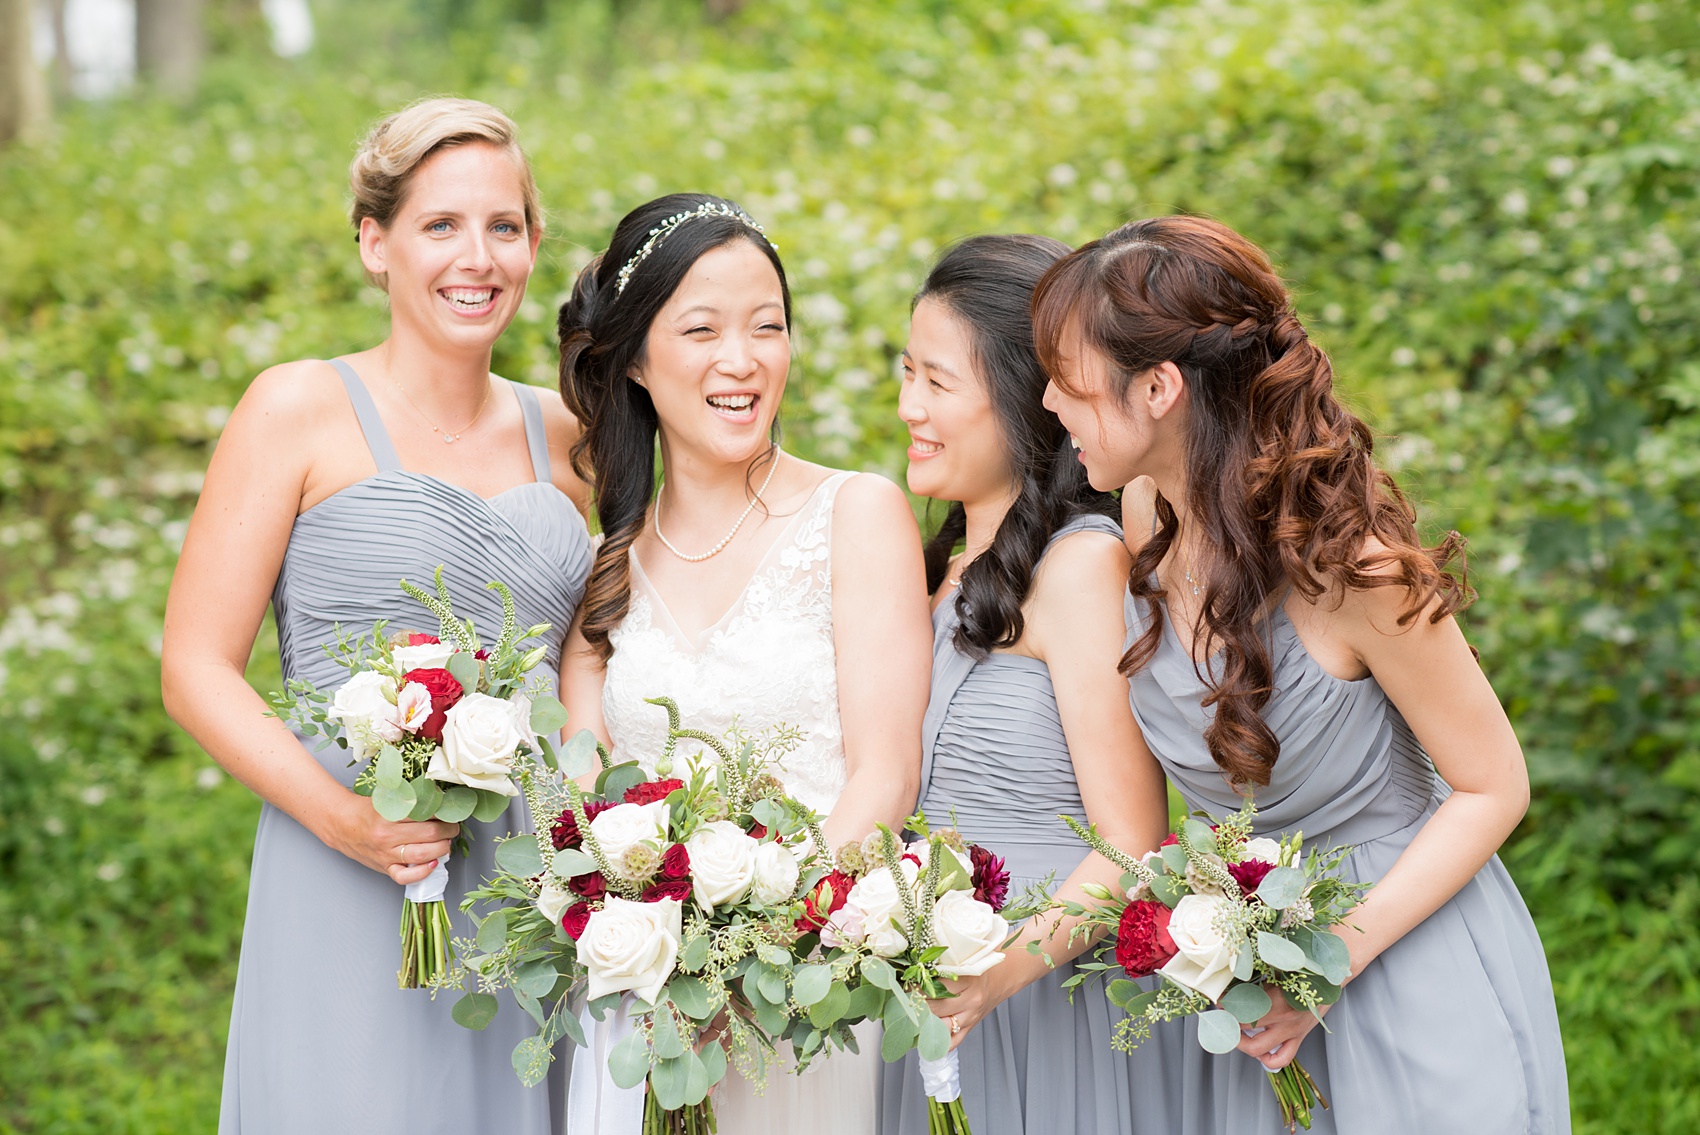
xmin=2 ymin=0 xmax=1696 ymax=1130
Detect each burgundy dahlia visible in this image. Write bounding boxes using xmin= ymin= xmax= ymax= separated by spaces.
xmin=1228 ymin=858 xmax=1276 ymax=897
xmin=969 ymin=844 xmax=1010 ymax=913
xmin=549 ymin=800 xmax=616 ymax=851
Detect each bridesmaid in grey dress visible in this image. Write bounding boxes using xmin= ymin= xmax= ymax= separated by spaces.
xmin=1035 ymin=215 xmax=1569 ymax=1133
xmin=877 ymin=236 xmax=1178 ymax=1135
xmin=161 ymin=100 xmax=592 ymax=1134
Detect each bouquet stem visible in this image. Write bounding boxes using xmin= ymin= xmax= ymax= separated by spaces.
xmin=642 ymin=1088 xmax=716 ymax=1135
xmin=397 ymin=899 xmax=453 ymax=989
xmin=1267 ymin=1060 xmax=1328 ymax=1132
xmin=926 ymin=1096 xmax=971 ymax=1134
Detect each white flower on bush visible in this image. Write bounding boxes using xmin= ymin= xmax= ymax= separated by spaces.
xmin=392 ymin=640 xmax=457 ymax=672
xmin=578 ymin=896 xmax=681 ymax=1004
xmin=932 ymin=890 xmax=1008 ymax=977
xmin=1158 ymin=893 xmax=1240 ymax=1001
xmin=327 ymin=669 xmax=401 ymax=762
xmin=751 ymin=840 xmax=801 ymax=906
xmin=535 ymin=878 xmax=572 ymax=925
xmin=427 ymin=692 xmax=522 ymax=796
xmin=1242 ymin=837 xmax=1282 ymax=866
xmin=395 ymin=681 xmax=432 ymax=734
xmin=589 ymin=801 xmax=671 ymax=880
xmin=843 ymin=860 xmax=920 ymax=958
xmin=685 ymin=820 xmax=758 ymax=913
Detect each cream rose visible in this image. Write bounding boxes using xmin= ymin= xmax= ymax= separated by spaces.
xmin=327 ymin=669 xmax=400 ymax=762
xmin=1243 ymin=837 xmax=1283 ymax=866
xmin=1158 ymin=893 xmax=1240 ymax=1001
xmin=428 ymin=691 xmax=522 ymax=796
xmin=508 ymin=693 xmax=539 ymax=751
xmin=751 ymin=841 xmax=802 ymax=906
xmin=392 ymin=640 xmax=456 ymax=672
xmin=578 ymin=897 xmax=681 ymax=1005
xmin=535 ymin=878 xmax=573 ymax=925
xmin=685 ymin=821 xmax=758 ymax=913
xmin=588 ymin=801 xmax=671 ymax=880
xmin=932 ymin=890 xmax=1008 ymax=978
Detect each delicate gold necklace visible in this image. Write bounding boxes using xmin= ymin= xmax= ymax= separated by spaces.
xmin=654 ymin=451 xmax=781 ymax=562
xmin=387 ymin=373 xmax=492 ymax=444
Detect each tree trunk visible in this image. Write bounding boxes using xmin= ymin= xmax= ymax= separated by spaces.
xmin=136 ymin=0 xmax=206 ymax=97
xmin=0 ymin=0 xmax=49 ymax=145
xmin=47 ymin=0 xmax=73 ymax=103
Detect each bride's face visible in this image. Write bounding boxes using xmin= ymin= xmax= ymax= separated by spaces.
xmin=630 ymin=240 xmax=790 ymax=469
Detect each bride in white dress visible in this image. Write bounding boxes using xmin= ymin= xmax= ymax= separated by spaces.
xmin=556 ymin=193 xmax=934 ymax=1133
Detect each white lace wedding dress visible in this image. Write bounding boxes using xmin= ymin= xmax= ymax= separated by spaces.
xmin=591 ymin=469 xmax=877 ymax=1134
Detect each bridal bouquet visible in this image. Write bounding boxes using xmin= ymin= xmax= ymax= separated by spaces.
xmin=454 ymin=697 xmax=834 ymax=1135
xmin=1054 ymin=799 xmax=1371 ymax=1132
xmin=264 ymin=567 xmax=570 ymax=988
xmin=797 ymin=816 xmax=1017 ymax=1135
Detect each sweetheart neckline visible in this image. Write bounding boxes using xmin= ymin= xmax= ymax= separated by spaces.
xmin=296 ymin=470 xmax=581 ymax=523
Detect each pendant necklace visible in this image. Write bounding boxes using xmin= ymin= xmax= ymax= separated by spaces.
xmin=655 ymin=450 xmax=781 ymax=562
xmin=388 ymin=373 xmax=492 ymax=444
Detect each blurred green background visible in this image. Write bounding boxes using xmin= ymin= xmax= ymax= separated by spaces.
xmin=2 ymin=0 xmax=1698 ymax=1131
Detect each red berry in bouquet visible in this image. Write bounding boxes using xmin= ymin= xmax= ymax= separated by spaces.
xmin=1114 ymin=899 xmax=1178 ymax=978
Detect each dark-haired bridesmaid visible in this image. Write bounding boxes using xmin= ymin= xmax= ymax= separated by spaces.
xmin=878 ymin=234 xmax=1178 ymax=1135
xmin=1035 ymin=215 xmax=1569 ymax=1134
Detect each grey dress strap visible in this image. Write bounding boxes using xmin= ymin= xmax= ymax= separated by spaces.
xmin=507 ymin=381 xmax=552 ymax=483
xmin=329 ymin=359 xmax=403 ymax=474
xmin=918 ymin=511 xmax=1123 ymax=798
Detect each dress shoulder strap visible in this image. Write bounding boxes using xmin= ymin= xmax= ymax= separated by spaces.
xmin=507 ymin=380 xmax=551 ymax=483
xmin=329 ymin=359 xmax=403 ymax=473
xmin=1045 ymin=511 xmax=1123 ymax=555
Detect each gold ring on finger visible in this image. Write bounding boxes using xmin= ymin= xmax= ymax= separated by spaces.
xmin=950 ymin=1016 xmax=961 ymax=1035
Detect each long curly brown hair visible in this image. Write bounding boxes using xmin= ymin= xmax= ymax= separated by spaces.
xmin=1032 ymin=215 xmax=1471 ymax=788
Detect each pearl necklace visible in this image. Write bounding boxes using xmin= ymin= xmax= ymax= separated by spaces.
xmin=654 ymin=451 xmax=781 ymax=562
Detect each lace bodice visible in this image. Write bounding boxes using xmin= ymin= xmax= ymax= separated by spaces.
xmin=602 ymin=472 xmax=855 ymax=814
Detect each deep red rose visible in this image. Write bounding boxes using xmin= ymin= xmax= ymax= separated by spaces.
xmin=567 ymin=871 xmax=607 ymax=900
xmin=746 ymin=821 xmax=769 ymax=840
xmin=401 ymin=667 xmax=463 ymax=741
xmin=642 ymin=878 xmax=693 ymax=903
xmin=1115 ymin=899 xmax=1178 ymax=978
xmin=660 ymin=843 xmax=691 ymax=880
xmin=1228 ymin=858 xmax=1276 ymax=897
xmin=407 ymin=633 xmax=440 ymax=646
xmin=969 ymin=844 xmax=1011 ymax=913
xmin=795 ymin=870 xmax=855 ymax=933
xmin=561 ymin=901 xmax=593 ymax=941
xmin=1160 ymin=833 xmax=1179 ymax=848
xmin=549 ymin=800 xmax=616 ymax=851
xmin=623 ymin=778 xmax=684 ymax=806
xmin=901 ymin=852 xmax=922 ymax=868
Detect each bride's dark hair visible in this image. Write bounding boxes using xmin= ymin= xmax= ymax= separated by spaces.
xmin=918 ymin=234 xmax=1118 ymax=658
xmin=1032 ymin=215 xmax=1471 ymax=787
xmin=559 ymin=193 xmax=792 ymax=662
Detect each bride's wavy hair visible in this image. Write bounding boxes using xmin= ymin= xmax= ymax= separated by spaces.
xmin=917 ymin=234 xmax=1118 ymax=657
xmin=1032 ymin=215 xmax=1471 ymax=787
xmin=559 ymin=193 xmax=791 ymax=662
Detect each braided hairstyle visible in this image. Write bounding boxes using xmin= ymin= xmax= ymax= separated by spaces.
xmin=558 ymin=193 xmax=790 ymax=662
xmin=1032 ymin=215 xmax=1471 ymax=788
xmin=916 ymin=234 xmax=1118 ymax=658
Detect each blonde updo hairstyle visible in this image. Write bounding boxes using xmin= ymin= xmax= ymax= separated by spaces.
xmin=348 ymin=97 xmax=543 ymax=290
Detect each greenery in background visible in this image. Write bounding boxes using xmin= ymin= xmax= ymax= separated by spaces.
xmin=2 ymin=0 xmax=1697 ymax=1130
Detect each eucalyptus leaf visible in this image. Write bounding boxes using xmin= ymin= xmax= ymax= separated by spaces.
xmin=1107 ymin=978 xmax=1142 ymax=1009
xmin=372 ymin=778 xmax=417 ymax=822
xmin=1220 ymin=982 xmax=1274 ymax=1025
xmin=560 ymin=1006 xmax=588 ymax=1048
xmin=791 ymin=963 xmax=834 ymax=1007
xmin=680 ymin=932 xmax=711 ymax=973
xmin=436 ymin=785 xmax=477 ymax=823
xmin=472 ymin=788 xmax=512 ymax=823
xmin=495 ymin=836 xmax=545 ymax=879
xmin=757 ymin=965 xmax=789 ymax=1006
xmin=1232 ymin=944 xmax=1256 ymax=983
xmin=529 ymin=694 xmax=570 ymax=736
xmin=808 ymin=980 xmax=851 ymax=1029
xmin=681 ymin=1046 xmax=712 ymax=1106
xmin=917 ymin=1008 xmax=951 ymax=1062
xmin=514 ymin=987 xmax=545 ymax=1028
xmin=650 ymin=1005 xmax=686 ymax=1059
xmin=1151 ymin=874 xmax=1188 ymax=908
xmin=407 ymin=775 xmax=444 ymax=821
xmin=1255 ymin=866 xmax=1306 ymax=910
xmin=551 ymin=848 xmax=599 ymax=879
xmin=1182 ymin=817 xmax=1218 ymax=856
xmin=751 ymin=798 xmax=787 ymax=831
xmin=1307 ymin=928 xmax=1353 ymax=986
xmin=446 ymin=650 xmax=479 ymax=691
xmin=451 ymin=991 xmax=498 ymax=1031
xmin=511 ymin=1035 xmax=552 ymax=1087
xmin=596 ymin=761 xmax=648 ymax=800
xmin=514 ymin=958 xmax=559 ymax=1000
xmin=1196 ymin=1008 xmax=1244 ymax=1054
xmin=880 ymin=1013 xmax=919 ymax=1062
xmin=1159 ymin=844 xmax=1188 ymax=874
xmin=1256 ymin=930 xmax=1310 ymax=972
xmin=698 ymin=1034 xmax=727 ymax=1088
xmin=560 ymin=730 xmax=600 ymax=779
xmin=846 ymin=983 xmax=886 ymax=1022
xmin=607 ymin=1028 xmax=652 ymax=1090
xmin=754 ymin=997 xmax=789 ymax=1037
xmin=668 ymin=976 xmax=714 ymax=1020
xmin=860 ymin=956 xmax=897 ymax=991
xmin=375 ymin=744 xmax=404 ymax=788
xmin=475 ymin=909 xmax=511 ymax=955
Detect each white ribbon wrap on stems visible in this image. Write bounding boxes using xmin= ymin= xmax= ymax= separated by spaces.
xmin=919 ymin=1050 xmax=963 ymax=1104
xmin=403 ymin=847 xmax=450 ymax=903
xmin=568 ymin=995 xmax=646 ymax=1134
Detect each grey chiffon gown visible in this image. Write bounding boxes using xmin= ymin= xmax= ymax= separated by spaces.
xmin=879 ymin=515 xmax=1180 ymax=1135
xmin=217 ymin=360 xmax=592 ymax=1135
xmin=1124 ymin=585 xmax=1570 ymax=1134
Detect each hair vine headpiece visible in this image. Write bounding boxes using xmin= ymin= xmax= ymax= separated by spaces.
xmin=613 ymin=202 xmax=774 ymax=297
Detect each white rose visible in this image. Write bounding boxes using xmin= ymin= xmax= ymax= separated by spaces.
xmin=685 ymin=821 xmax=759 ymax=913
xmin=326 ymin=670 xmax=400 ymax=763
xmin=427 ymin=692 xmax=523 ymax=796
xmin=588 ymin=801 xmax=671 ymax=880
xmin=931 ymin=890 xmax=1008 ymax=978
xmin=535 ymin=878 xmax=572 ymax=925
xmin=1243 ymin=837 xmax=1282 ymax=866
xmin=844 ymin=861 xmax=919 ymax=958
xmin=578 ymin=896 xmax=681 ymax=1005
xmin=392 ymin=640 xmax=457 ymax=672
xmin=751 ymin=841 xmax=801 ymax=906
xmin=395 ymin=681 xmax=432 ymax=735
xmin=1158 ymin=893 xmax=1240 ymax=1001
xmin=508 ymin=693 xmax=540 ymax=750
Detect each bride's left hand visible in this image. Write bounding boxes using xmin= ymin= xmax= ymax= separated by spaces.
xmin=924 ymin=974 xmax=995 ymax=1052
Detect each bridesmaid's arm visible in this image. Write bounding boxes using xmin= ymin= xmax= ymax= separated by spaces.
xmin=559 ymin=616 xmax=615 ymax=789
xmin=927 ymin=529 xmax=1170 ymax=1048
xmin=824 ymin=473 xmax=932 ymax=850
xmin=161 ymin=364 xmax=457 ymax=884
xmin=1236 ymin=545 xmax=1530 ymax=1070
